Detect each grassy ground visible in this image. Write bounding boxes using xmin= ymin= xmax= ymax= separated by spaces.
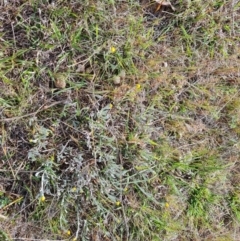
xmin=0 ymin=0 xmax=239 ymax=240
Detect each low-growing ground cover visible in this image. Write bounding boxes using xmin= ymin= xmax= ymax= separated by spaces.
xmin=0 ymin=0 xmax=239 ymax=240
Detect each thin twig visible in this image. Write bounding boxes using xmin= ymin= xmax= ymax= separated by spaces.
xmin=118 ymin=151 xmax=129 ymax=241
xmin=11 ymin=238 xmax=68 ymax=241
xmin=0 ymin=213 xmax=8 ymax=220
xmin=75 ymin=206 xmax=81 ymax=240
xmin=11 ymin=21 xmax=16 ymax=49
xmin=0 ymin=101 xmax=63 ymax=122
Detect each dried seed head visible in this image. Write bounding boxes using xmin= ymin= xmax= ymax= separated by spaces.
xmin=119 ymin=70 xmax=126 ymax=79
xmin=113 ymin=75 xmax=121 ymax=85
xmin=76 ymin=64 xmax=85 ymax=73
xmin=54 ymin=73 xmax=66 ymax=89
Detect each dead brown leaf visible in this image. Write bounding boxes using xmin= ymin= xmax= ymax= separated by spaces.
xmin=155 ymin=0 xmax=175 ymax=11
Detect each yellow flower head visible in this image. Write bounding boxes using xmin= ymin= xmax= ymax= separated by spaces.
xmin=110 ymin=46 xmax=116 ymax=53
xmin=40 ymin=195 xmax=45 ymax=202
xmin=165 ymin=202 xmax=169 ymax=208
xmin=71 ymin=187 xmax=77 ymax=192
xmin=50 ymin=155 xmax=54 ymax=161
xmin=109 ymin=103 xmax=113 ymax=109
xmin=115 ymin=201 xmax=121 ymax=206
xmin=136 ymin=84 xmax=141 ymax=89
xmin=66 ymin=230 xmax=71 ymax=236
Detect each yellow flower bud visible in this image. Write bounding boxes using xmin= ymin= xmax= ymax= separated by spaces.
xmin=110 ymin=46 xmax=116 ymax=53
xmin=136 ymin=84 xmax=141 ymax=89
xmin=71 ymin=187 xmax=77 ymax=192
